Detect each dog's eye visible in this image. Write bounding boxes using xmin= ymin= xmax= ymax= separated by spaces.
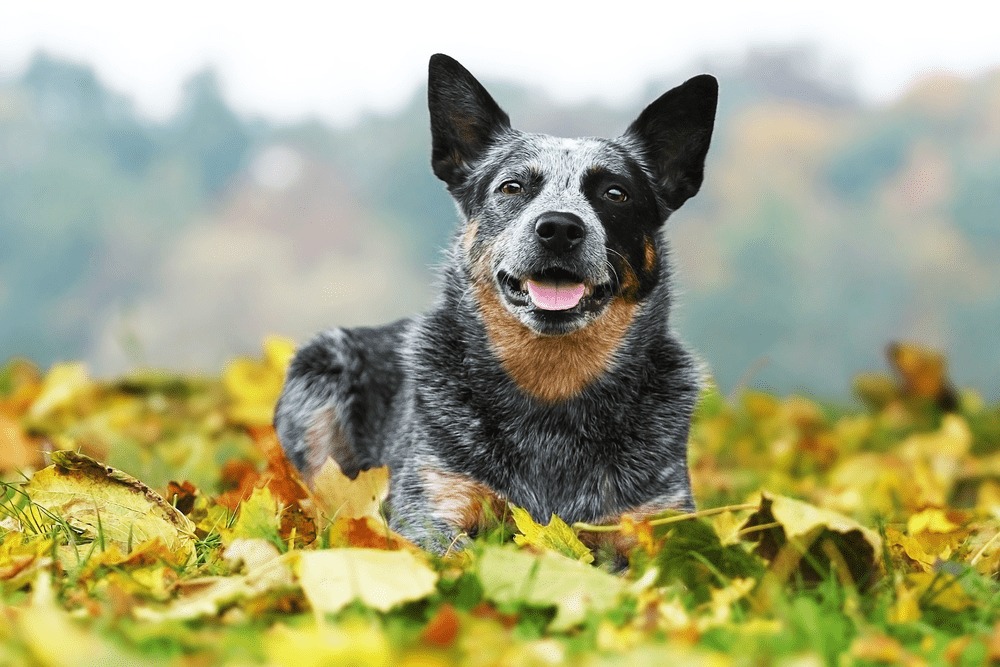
xmin=604 ymin=187 xmax=628 ymax=203
xmin=499 ymin=180 xmax=524 ymax=195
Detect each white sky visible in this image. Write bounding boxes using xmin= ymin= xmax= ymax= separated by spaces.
xmin=1 ymin=0 xmax=998 ymax=124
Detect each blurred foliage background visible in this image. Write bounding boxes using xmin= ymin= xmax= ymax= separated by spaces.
xmin=1 ymin=48 xmax=998 ymax=398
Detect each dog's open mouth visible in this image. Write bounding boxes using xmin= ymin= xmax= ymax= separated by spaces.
xmin=497 ymin=268 xmax=613 ymax=313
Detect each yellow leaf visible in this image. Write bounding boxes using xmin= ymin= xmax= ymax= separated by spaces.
xmin=510 ymin=505 xmax=593 ymax=563
xmin=265 ymin=621 xmax=392 ymax=667
xmin=904 ymin=571 xmax=977 ymax=612
xmin=224 ymin=537 xmax=282 ymax=572
xmin=22 ymin=451 xmax=196 ymax=565
xmin=907 ymin=508 xmax=961 ymax=534
xmin=134 ymin=552 xmax=295 ymax=621
xmin=222 ymin=487 xmax=282 ymax=547
xmin=710 ymin=510 xmax=744 ymax=546
xmin=27 ymin=362 xmax=91 ymax=420
xmin=741 ymin=492 xmax=882 ymax=586
xmin=311 ymin=457 xmax=388 ymax=524
xmin=888 ymin=579 xmax=922 ymax=624
xmin=263 ymin=336 xmax=296 ymax=373
xmin=17 ymin=571 xmax=140 ymax=665
xmin=296 ymin=548 xmax=438 ymax=615
xmin=222 ymin=336 xmax=294 ymax=427
xmin=0 ymin=532 xmax=52 ymax=590
xmin=851 ymin=632 xmax=906 ymax=663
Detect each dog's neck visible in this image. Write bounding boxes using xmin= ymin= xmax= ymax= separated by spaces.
xmin=468 ymin=277 xmax=640 ymax=402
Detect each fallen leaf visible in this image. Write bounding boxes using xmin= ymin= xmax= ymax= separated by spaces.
xmin=327 ymin=515 xmax=410 ymax=550
xmin=850 ymin=632 xmax=906 ymax=663
xmin=311 ymin=457 xmax=389 ymax=524
xmin=27 ymin=363 xmax=92 ymax=420
xmin=224 ymin=537 xmax=282 ymax=572
xmin=0 ymin=414 xmax=42 ymax=472
xmin=216 ymin=458 xmax=261 ymax=511
xmin=134 ymin=551 xmax=295 ymax=622
xmin=20 ymin=451 xmax=196 ymax=565
xmin=510 ymin=505 xmax=593 ymax=563
xmin=223 ymin=336 xmax=295 ymax=427
xmin=887 ymin=341 xmax=958 ymax=410
xmin=477 ymin=545 xmax=627 ymax=631
xmin=741 ymin=492 xmax=882 ymax=587
xmin=265 ymin=620 xmax=392 ymax=667
xmin=223 ymin=487 xmax=282 ymax=548
xmin=422 ymin=603 xmax=461 ymax=647
xmin=17 ymin=571 xmax=140 ymax=665
xmin=296 ymin=548 xmax=438 ymax=615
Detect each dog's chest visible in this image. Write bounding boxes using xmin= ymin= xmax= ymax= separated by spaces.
xmin=452 ymin=402 xmax=662 ymax=521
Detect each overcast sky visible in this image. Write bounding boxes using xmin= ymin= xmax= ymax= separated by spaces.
xmin=2 ymin=1 xmax=997 ymax=124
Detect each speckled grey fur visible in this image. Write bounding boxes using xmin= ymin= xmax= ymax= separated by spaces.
xmin=275 ymin=55 xmax=718 ymax=553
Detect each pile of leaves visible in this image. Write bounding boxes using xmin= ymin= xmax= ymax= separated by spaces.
xmin=1 ymin=339 xmax=998 ymax=666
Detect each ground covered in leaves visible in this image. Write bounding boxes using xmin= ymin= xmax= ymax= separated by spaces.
xmin=1 ymin=339 xmax=998 ymax=666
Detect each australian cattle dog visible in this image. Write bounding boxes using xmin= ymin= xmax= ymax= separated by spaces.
xmin=275 ymin=54 xmax=718 ymax=554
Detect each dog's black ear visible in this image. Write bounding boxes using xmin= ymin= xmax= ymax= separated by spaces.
xmin=428 ymin=54 xmax=511 ymax=188
xmin=624 ymin=74 xmax=718 ymax=210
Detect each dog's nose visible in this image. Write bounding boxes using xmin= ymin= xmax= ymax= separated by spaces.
xmin=534 ymin=212 xmax=586 ymax=254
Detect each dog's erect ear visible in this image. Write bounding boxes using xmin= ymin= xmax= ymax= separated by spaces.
xmin=428 ymin=54 xmax=511 ymax=188
xmin=624 ymin=74 xmax=718 ymax=211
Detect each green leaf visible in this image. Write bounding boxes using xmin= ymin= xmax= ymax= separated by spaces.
xmin=654 ymin=515 xmax=763 ymax=602
xmin=510 ymin=505 xmax=593 ymax=563
xmin=477 ymin=545 xmax=626 ymax=631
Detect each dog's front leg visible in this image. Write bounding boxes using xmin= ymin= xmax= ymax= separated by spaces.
xmin=387 ymin=462 xmax=506 ymax=555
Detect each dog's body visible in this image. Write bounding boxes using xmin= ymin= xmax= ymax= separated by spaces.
xmin=275 ymin=55 xmax=718 ymax=552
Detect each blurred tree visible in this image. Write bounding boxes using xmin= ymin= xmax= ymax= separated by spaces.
xmin=169 ymin=69 xmax=253 ymax=195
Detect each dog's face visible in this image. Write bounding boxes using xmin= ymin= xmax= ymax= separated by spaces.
xmin=428 ymin=54 xmax=717 ymax=336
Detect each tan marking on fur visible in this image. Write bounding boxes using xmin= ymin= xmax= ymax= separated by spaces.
xmin=470 ymin=258 xmax=638 ymax=402
xmin=618 ymin=261 xmax=640 ymax=299
xmin=643 ymin=237 xmax=658 ymax=273
xmin=303 ymin=407 xmax=358 ymax=481
xmin=462 ymin=220 xmax=479 ymax=255
xmin=421 ymin=468 xmax=506 ymax=533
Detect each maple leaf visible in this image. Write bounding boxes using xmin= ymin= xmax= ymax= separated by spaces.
xmin=310 ymin=457 xmax=389 ymax=525
xmin=223 ymin=487 xmax=282 ymax=549
xmin=510 ymin=505 xmax=593 ymax=563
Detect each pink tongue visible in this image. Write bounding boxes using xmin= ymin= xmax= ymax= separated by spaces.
xmin=525 ymin=280 xmax=586 ymax=311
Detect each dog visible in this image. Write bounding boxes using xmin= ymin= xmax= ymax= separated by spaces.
xmin=275 ymin=54 xmax=718 ymax=554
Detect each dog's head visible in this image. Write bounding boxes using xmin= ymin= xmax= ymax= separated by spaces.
xmin=428 ymin=54 xmax=717 ymax=337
